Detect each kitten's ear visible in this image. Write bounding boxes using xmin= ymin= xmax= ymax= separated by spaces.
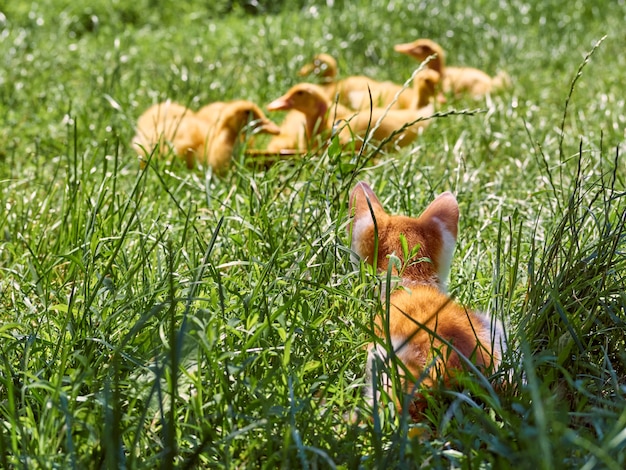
xmin=418 ymin=192 xmax=459 ymax=287
xmin=348 ymin=182 xmax=386 ymax=246
xmin=349 ymin=182 xmax=385 ymax=223
xmin=418 ymin=191 xmax=459 ymax=240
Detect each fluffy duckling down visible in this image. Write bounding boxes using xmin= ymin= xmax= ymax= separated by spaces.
xmin=266 ymin=83 xmax=351 ymax=152
xmin=394 ymin=38 xmax=510 ymax=98
xmin=336 ymin=72 xmax=439 ymax=151
xmin=264 ymin=109 xmax=309 ymax=153
xmin=133 ymin=100 xmax=280 ymax=173
xmin=402 ymin=68 xmax=441 ymax=110
xmin=196 ymin=101 xmax=281 ymax=171
xmin=337 ymin=104 xmax=434 ymax=150
xmin=299 ymin=53 xmax=415 ymax=111
xmin=265 ymin=75 xmax=439 ymax=153
xmin=298 ymin=53 xmax=338 ymax=99
xmin=132 ymin=101 xmax=198 ymax=167
xmin=195 ymin=102 xmax=228 ymax=127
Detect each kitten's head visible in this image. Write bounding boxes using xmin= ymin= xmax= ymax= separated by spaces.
xmin=348 ymin=182 xmax=459 ymax=291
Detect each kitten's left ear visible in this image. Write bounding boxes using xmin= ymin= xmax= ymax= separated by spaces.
xmin=348 ymin=182 xmax=387 ymax=247
xmin=350 ymin=181 xmax=382 ymax=209
xmin=349 ymin=182 xmax=385 ymax=224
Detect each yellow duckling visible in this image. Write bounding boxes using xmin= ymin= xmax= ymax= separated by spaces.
xmin=266 ymin=83 xmax=351 ymax=152
xmin=297 ymin=53 xmax=338 ymax=99
xmin=408 ymin=68 xmax=441 ymax=109
xmin=299 ymin=53 xmax=416 ymax=110
xmin=334 ymin=69 xmax=439 ymax=150
xmin=133 ymin=100 xmax=280 ymax=173
xmin=195 ymin=101 xmax=228 ymax=127
xmin=266 ymin=73 xmax=439 ymax=153
xmin=337 ymin=99 xmax=435 ymax=151
xmin=132 ymin=101 xmax=197 ymax=166
xmin=394 ymin=38 xmax=510 ymax=98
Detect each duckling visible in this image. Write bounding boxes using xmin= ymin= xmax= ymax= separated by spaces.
xmin=298 ymin=53 xmax=338 ymax=98
xmin=266 ymin=83 xmax=351 ymax=152
xmin=199 ymin=100 xmax=281 ymax=172
xmin=337 ymin=71 xmax=440 ymax=150
xmin=299 ymin=53 xmax=414 ymax=110
xmin=338 ymin=68 xmax=440 ymax=111
xmin=339 ymin=75 xmax=415 ymax=111
xmin=132 ymin=101 xmax=197 ymax=166
xmin=196 ymin=101 xmax=263 ymax=149
xmin=133 ymin=100 xmax=280 ymax=173
xmin=394 ymin=38 xmax=510 ymax=98
xmin=298 ymin=53 xmax=338 ymax=83
xmin=337 ymin=102 xmax=434 ymax=151
xmin=134 ymin=101 xmax=190 ymax=130
xmin=266 ymin=78 xmax=438 ymax=153
xmin=195 ymin=101 xmax=228 ymax=126
xmin=406 ymin=68 xmax=441 ymax=109
xmin=264 ymin=109 xmax=308 ymax=153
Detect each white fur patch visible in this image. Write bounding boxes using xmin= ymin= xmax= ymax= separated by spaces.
xmin=365 ymin=336 xmax=413 ymax=406
xmin=474 ymin=311 xmax=507 ymax=367
xmin=350 ymin=215 xmax=372 ymax=258
xmin=432 ymin=216 xmax=456 ymax=292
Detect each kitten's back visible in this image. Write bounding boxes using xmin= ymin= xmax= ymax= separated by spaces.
xmin=349 ymin=182 xmax=505 ymax=417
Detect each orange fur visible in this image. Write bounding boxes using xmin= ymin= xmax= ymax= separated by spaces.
xmin=394 ymin=38 xmax=511 ymax=98
xmin=349 ymin=182 xmax=505 ymax=419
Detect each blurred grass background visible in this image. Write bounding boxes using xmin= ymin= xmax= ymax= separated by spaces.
xmin=0 ymin=0 xmax=625 ymax=467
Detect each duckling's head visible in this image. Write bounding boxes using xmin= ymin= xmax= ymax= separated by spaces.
xmin=394 ymin=38 xmax=445 ymax=62
xmin=266 ymin=84 xmax=329 ymax=116
xmin=221 ymin=100 xmax=281 ymax=135
xmin=298 ymin=53 xmax=338 ymax=82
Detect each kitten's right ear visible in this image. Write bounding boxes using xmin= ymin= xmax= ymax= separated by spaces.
xmin=417 ymin=191 xmax=459 ymax=289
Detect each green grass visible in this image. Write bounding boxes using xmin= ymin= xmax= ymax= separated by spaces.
xmin=1 ymin=0 xmax=625 ymax=467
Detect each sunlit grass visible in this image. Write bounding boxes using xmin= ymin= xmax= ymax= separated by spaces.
xmin=1 ymin=0 xmax=625 ymax=467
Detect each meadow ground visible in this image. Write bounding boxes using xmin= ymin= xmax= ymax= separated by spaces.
xmin=1 ymin=0 xmax=625 ymax=468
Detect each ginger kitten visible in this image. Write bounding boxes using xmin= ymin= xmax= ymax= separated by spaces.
xmin=348 ymin=182 xmax=505 ymax=419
